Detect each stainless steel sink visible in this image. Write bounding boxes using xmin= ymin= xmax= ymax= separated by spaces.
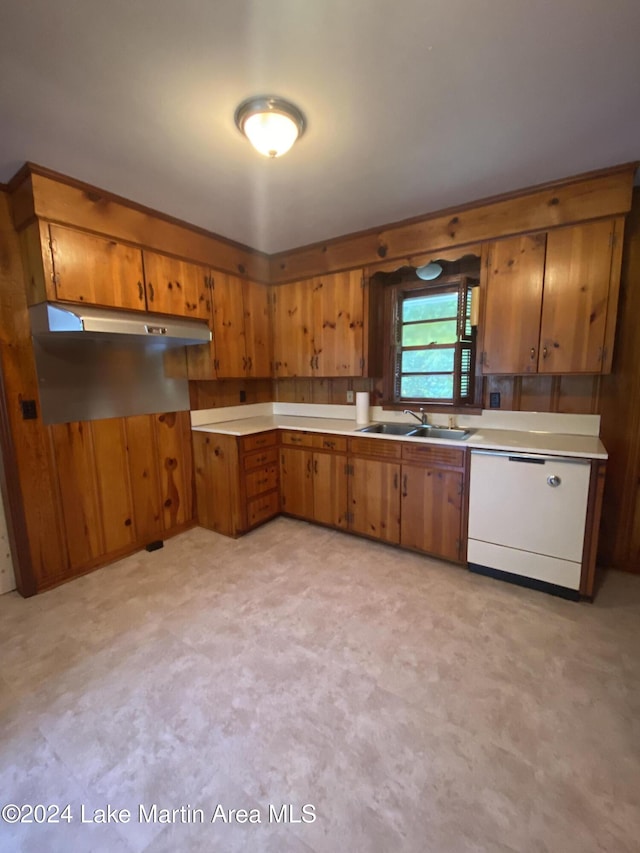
xmin=356 ymin=423 xmax=421 ymax=436
xmin=411 ymin=426 xmax=474 ymax=441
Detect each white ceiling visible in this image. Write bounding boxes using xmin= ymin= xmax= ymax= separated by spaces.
xmin=1 ymin=0 xmax=639 ymax=253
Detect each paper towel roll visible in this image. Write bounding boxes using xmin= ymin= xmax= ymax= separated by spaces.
xmin=355 ymin=391 xmax=370 ymax=424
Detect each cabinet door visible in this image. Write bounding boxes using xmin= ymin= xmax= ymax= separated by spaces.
xmin=313 ymin=271 xmax=364 ymax=376
xmin=273 ymin=280 xmax=314 ymax=376
xmin=539 ymin=221 xmax=615 ymax=374
xmin=481 ymin=234 xmax=545 ymax=374
xmin=243 ymin=280 xmax=273 ymax=377
xmin=193 ymin=432 xmax=243 ymax=536
xmin=143 ymin=251 xmax=212 ymax=320
xmin=49 ymin=224 xmax=145 ymax=310
xmin=313 ymin=452 xmax=348 ymax=529
xmin=350 ymin=457 xmax=400 ymax=544
xmin=280 ymin=447 xmax=314 ymax=519
xmin=401 ymin=464 xmax=463 ymax=561
xmin=212 ymin=273 xmax=247 ymax=377
xmin=186 ymin=341 xmax=217 ymax=380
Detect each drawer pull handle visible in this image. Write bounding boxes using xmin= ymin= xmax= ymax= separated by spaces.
xmin=547 ymin=475 xmax=561 ymax=487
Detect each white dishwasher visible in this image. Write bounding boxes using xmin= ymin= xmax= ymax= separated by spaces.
xmin=467 ymin=450 xmax=591 ymax=599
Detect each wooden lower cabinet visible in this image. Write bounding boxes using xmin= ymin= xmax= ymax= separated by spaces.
xmin=399 ymin=443 xmax=467 ymax=562
xmin=194 ymin=430 xmax=280 ymax=536
xmin=280 ymin=447 xmax=314 ymax=519
xmin=195 ymin=428 xmax=466 ymax=564
xmin=280 ymin=443 xmax=348 ymax=528
xmin=349 ymin=457 xmax=401 ymax=544
xmin=313 ymin=451 xmax=349 ymax=529
xmin=400 ymin=465 xmax=463 ymax=561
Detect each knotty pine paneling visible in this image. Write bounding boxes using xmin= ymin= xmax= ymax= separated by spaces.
xmin=270 ymin=165 xmax=635 ymax=283
xmin=275 ymin=376 xmax=599 ymax=414
xmin=189 ymin=379 xmax=273 ymax=410
xmin=273 ymin=378 xmax=384 ymax=406
xmin=0 ymin=191 xmax=68 ymax=595
xmin=12 ymin=166 xmax=269 ymax=282
xmin=599 ymin=189 xmax=640 ymax=572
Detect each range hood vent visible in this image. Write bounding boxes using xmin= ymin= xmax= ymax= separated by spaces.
xmin=29 ymin=302 xmax=212 ymax=348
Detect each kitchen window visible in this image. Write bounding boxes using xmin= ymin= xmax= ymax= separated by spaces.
xmin=383 ymin=274 xmax=477 ymax=407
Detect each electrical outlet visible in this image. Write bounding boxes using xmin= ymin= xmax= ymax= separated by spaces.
xmin=239 ymin=390 xmax=246 ymax=403
xmin=346 ymin=390 xmax=354 ymax=403
xmin=20 ymin=399 xmax=37 ymax=420
xmin=489 ymin=392 xmax=501 ymax=409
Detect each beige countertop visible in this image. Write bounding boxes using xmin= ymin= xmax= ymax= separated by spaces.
xmin=192 ymin=415 xmax=607 ymax=459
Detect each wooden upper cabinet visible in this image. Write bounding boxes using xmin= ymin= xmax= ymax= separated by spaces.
xmin=243 ymin=280 xmax=273 ymax=377
xmin=211 ymin=272 xmax=248 ymax=377
xmin=482 ymin=234 xmax=546 ymax=374
xmin=142 ymin=251 xmax=212 ymax=320
xmin=539 ymin=220 xmax=618 ymax=374
xmin=273 ymin=280 xmax=315 ymax=376
xmin=313 ymin=271 xmax=364 ymax=376
xmin=273 ymin=271 xmax=365 ymax=377
xmin=481 ymin=218 xmax=623 ymax=376
xmin=49 ymin=224 xmax=145 ymax=310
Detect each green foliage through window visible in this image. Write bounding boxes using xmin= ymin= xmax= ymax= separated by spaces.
xmin=391 ymin=277 xmax=476 ymax=405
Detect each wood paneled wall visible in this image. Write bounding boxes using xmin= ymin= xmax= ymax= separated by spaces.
xmin=189 ymin=379 xmax=273 ymax=410
xmin=10 ymin=164 xmax=270 ymax=282
xmin=42 ymin=411 xmax=194 ymax=592
xmin=0 ymin=191 xmax=64 ymax=595
xmin=2 ymin=190 xmax=196 ymax=594
xmin=270 ymin=164 xmax=635 ymax=283
xmin=599 ymin=190 xmax=640 ymax=573
xmin=270 ymin=376 xmax=601 ymax=414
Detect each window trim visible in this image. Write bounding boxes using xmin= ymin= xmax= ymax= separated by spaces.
xmin=382 ymin=273 xmax=478 ymax=409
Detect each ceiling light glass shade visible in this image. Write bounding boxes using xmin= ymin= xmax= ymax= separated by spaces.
xmin=235 ymin=96 xmax=306 ymax=158
xmin=416 ymin=262 xmax=443 ymax=281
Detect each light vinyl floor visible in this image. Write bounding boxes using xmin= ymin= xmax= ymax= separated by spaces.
xmin=1 ymin=518 xmax=639 ymax=852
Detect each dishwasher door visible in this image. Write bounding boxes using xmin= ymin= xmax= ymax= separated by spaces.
xmin=468 ymin=450 xmax=591 ymax=595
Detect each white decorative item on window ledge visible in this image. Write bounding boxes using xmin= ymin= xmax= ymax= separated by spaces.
xmin=235 ymin=96 xmax=306 ymax=158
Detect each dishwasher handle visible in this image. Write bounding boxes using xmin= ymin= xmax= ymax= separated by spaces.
xmin=471 ymin=449 xmax=591 ymax=466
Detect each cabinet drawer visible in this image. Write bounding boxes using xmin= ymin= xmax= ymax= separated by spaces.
xmin=244 ymin=465 xmax=279 ymax=499
xmin=246 ymin=490 xmax=280 ymax=528
xmin=243 ymin=446 xmax=279 ymax=471
xmin=401 ymin=443 xmax=465 ymax=468
xmin=348 ymin=436 xmax=402 ymax=460
xmin=282 ymin=431 xmax=348 ymax=452
xmin=241 ymin=430 xmax=278 ymax=453
xmin=315 ymin=434 xmax=347 ymax=453
xmin=280 ymin=430 xmax=315 ymax=448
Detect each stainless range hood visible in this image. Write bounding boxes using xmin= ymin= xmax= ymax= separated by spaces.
xmin=30 ymin=301 xmax=212 ymax=348
xmin=29 ymin=301 xmax=212 ymax=425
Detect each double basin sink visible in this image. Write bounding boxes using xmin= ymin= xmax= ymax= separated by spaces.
xmin=357 ymin=423 xmax=474 ymax=441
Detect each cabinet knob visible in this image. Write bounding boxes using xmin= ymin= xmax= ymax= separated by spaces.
xmin=542 ymin=346 xmax=549 ymax=359
xmin=530 ymin=347 xmax=536 ymax=360
xmin=547 ymin=475 xmax=561 ymax=488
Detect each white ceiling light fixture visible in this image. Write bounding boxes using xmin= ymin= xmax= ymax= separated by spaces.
xmin=234 ymin=95 xmax=306 ymax=158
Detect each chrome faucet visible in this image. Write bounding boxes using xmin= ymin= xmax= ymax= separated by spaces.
xmin=403 ymin=408 xmax=429 ymax=425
